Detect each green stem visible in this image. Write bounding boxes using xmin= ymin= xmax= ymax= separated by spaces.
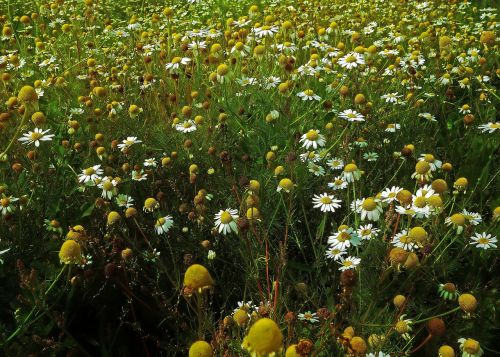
xmin=1 ymin=109 xmax=30 ymax=159
xmin=413 ymin=306 xmax=461 ymax=324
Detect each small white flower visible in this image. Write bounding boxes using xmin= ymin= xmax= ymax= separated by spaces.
xmin=117 ymin=136 xmax=142 ymax=152
xmin=312 ymin=193 xmax=341 ymax=213
xmin=338 ymin=256 xmax=361 ymax=271
xmin=78 ymin=164 xmax=103 ymax=184
xmin=155 ymin=215 xmax=174 ymax=235
xmin=470 ymin=232 xmax=497 ymax=250
xmin=338 ymin=52 xmax=365 ymax=69
xmin=299 ymin=129 xmax=325 ymax=149
xmin=18 ymin=128 xmax=55 ymax=147
xmin=214 ymin=208 xmax=239 ymax=235
xmin=339 ymin=109 xmax=365 ymax=122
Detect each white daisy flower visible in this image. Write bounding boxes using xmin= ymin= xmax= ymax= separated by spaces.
xmin=0 ymin=196 xmax=18 ymax=215
xmin=381 ymin=92 xmax=402 ymax=103
xmin=381 ymin=186 xmax=403 ymax=203
xmin=478 ymin=122 xmax=499 ymax=133
xmin=461 ymin=209 xmax=482 ymax=226
xmin=175 ymin=120 xmax=197 ymax=133
xmin=326 ymin=157 xmax=344 ymax=170
xmin=353 ymin=197 xmax=383 ymax=221
xmin=338 ymin=256 xmax=361 ymax=271
xmin=299 ymin=129 xmax=325 ymax=149
xmin=214 ymin=208 xmax=239 ymax=235
xmin=297 ymin=89 xmax=321 ymax=101
xmin=339 ymin=109 xmax=365 ymax=122
xmin=325 ymin=246 xmax=347 ymax=260
xmin=470 ymin=232 xmax=497 ymax=250
xmin=98 ymin=177 xmax=118 ymax=200
xmin=18 ymin=128 xmax=55 ymax=147
xmin=328 ymin=176 xmax=348 ymax=191
xmin=391 ymin=230 xmax=418 ymax=251
xmin=78 ymin=164 xmax=103 ymax=184
xmin=338 ymin=52 xmax=365 ymax=69
xmin=328 ymin=227 xmax=361 ymax=250
xmin=117 ymin=136 xmax=142 ymax=152
xmin=312 ymin=193 xmax=341 ymax=212
xmin=155 ymin=215 xmax=174 ymax=235
xmin=357 ymin=224 xmax=379 ymax=240
xmin=297 ymin=311 xmax=319 ymax=323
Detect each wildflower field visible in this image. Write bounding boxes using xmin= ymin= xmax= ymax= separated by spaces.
xmin=0 ymin=0 xmax=499 ymax=355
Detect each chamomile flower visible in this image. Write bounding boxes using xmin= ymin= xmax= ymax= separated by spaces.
xmin=297 ymin=89 xmax=321 ymax=101
xmin=78 ymin=164 xmax=103 ymax=184
xmin=328 ymin=227 xmax=361 ymax=249
xmin=438 ymin=283 xmax=459 ymax=301
xmin=338 ymin=256 xmax=361 ymax=271
xmin=117 ymin=136 xmax=142 ymax=152
xmin=357 ymin=224 xmax=379 ymax=240
xmin=326 ymin=157 xmax=344 ymax=170
xmin=458 ymin=338 xmax=483 ymax=357
xmin=380 ymin=186 xmax=403 ymax=203
xmin=131 ymin=170 xmax=148 ymax=181
xmin=298 ymin=311 xmax=319 ymax=323
xmin=155 ymin=215 xmax=174 ymax=235
xmin=214 ymin=208 xmax=239 ymax=235
xmin=300 ymin=129 xmax=325 ymax=149
xmin=385 ymin=123 xmax=401 ymax=132
xmin=0 ymin=196 xmax=18 ymax=215
xmin=461 ymin=209 xmax=482 ymax=225
xmin=478 ymin=122 xmax=499 ymax=133
xmin=356 ymin=197 xmax=383 ymax=221
xmin=411 ymin=161 xmax=433 ymax=182
xmin=342 ymin=163 xmax=362 ymax=183
xmin=300 ymin=151 xmax=321 ymax=162
xmin=419 ymin=154 xmax=442 ymax=171
xmin=445 ymin=213 xmax=467 ymax=233
xmin=391 ymin=230 xmax=418 ymax=251
xmin=175 ymin=120 xmax=197 ymax=133
xmin=470 ymin=232 xmax=497 ymax=250
xmin=339 ymin=109 xmax=365 ymax=122
xmin=253 ymin=25 xmax=279 ymax=38
xmin=143 ymin=158 xmax=157 ymax=167
xmin=98 ymin=177 xmax=118 ymax=200
xmin=115 ymin=194 xmax=134 ymax=208
xmin=381 ymin=92 xmax=402 ymax=103
xmin=165 ymin=56 xmax=191 ymax=73
xmin=308 ymin=162 xmax=325 ymax=176
xmin=312 ymin=193 xmax=341 ymax=212
xmin=395 ymin=315 xmax=413 ymax=341
xmin=338 ymin=52 xmax=365 ymax=69
xmin=325 ymin=246 xmax=347 ymax=260
xmin=18 ymin=128 xmax=55 ymax=147
xmin=328 ymin=176 xmax=348 ymax=190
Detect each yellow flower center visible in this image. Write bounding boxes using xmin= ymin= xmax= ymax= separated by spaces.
xmin=491 ymin=123 xmax=500 ymax=129
xmin=320 ymin=196 xmax=332 ymax=204
xmin=30 ymin=132 xmax=43 ymax=141
xmin=450 ymin=213 xmax=465 ymax=226
xmin=342 ymin=260 xmax=353 ymax=267
xmin=345 ymin=55 xmax=357 ymax=63
xmin=424 ymin=154 xmax=435 ymax=162
xmin=362 ymin=198 xmax=377 ymax=211
xmin=171 ymin=56 xmax=182 ymax=64
xmin=183 ymin=121 xmax=192 ymax=128
xmin=220 ymin=211 xmax=233 ymax=224
xmin=84 ymin=167 xmax=95 ymax=175
xmin=102 ymin=181 xmax=114 ymax=191
xmin=478 ymin=237 xmax=489 ymax=244
xmin=337 ymin=231 xmax=351 ymax=242
xmin=1 ymin=198 xmax=10 ymax=207
xmin=414 ymin=196 xmax=427 ymax=208
xmin=305 ymin=130 xmax=319 ymax=141
xmin=344 ymin=163 xmax=358 ymax=172
xmin=415 ymin=161 xmax=430 ymax=174
xmin=303 ymin=89 xmax=314 ymax=96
